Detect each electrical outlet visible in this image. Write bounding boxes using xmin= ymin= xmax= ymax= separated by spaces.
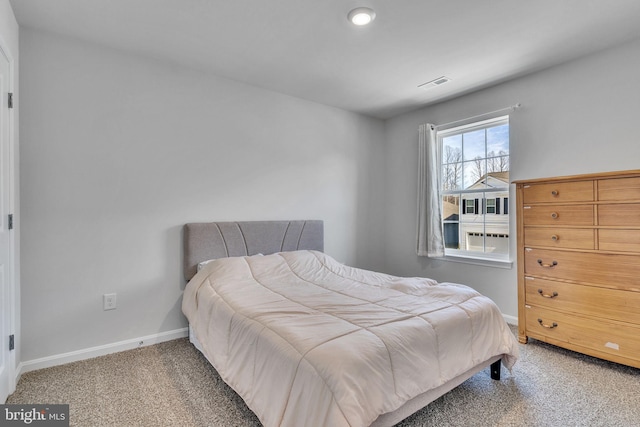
xmin=103 ymin=293 xmax=117 ymax=310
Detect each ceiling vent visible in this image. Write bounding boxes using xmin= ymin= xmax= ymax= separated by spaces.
xmin=418 ymin=76 xmax=451 ymax=90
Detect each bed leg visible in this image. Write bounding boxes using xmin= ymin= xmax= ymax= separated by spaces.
xmin=490 ymin=359 xmax=501 ymax=380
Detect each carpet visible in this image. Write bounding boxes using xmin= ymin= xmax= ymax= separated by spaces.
xmin=7 ymin=327 xmax=640 ymax=426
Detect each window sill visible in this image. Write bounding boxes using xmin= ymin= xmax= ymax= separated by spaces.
xmin=434 ymin=254 xmax=513 ymax=269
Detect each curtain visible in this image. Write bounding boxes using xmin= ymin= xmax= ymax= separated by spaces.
xmin=416 ymin=124 xmax=444 ymax=257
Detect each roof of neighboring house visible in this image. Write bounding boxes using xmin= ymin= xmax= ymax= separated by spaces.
xmin=443 ymin=198 xmax=459 ymax=221
xmin=487 ymin=171 xmax=509 ymax=181
xmin=468 ymin=171 xmax=509 ymax=189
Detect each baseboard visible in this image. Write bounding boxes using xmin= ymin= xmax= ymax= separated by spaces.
xmin=16 ymin=315 xmax=517 ymax=378
xmin=17 ymin=327 xmax=188 ymax=377
xmin=502 ymin=313 xmax=518 ymax=326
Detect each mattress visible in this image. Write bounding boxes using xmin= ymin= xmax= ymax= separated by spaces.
xmin=182 ymin=250 xmax=519 ymax=427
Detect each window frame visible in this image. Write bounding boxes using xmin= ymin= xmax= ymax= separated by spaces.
xmin=437 ymin=115 xmax=512 ymax=265
xmin=486 ymin=198 xmax=496 ymax=214
xmin=463 ymin=198 xmax=475 ymax=214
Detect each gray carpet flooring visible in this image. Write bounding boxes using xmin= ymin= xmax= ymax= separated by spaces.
xmin=7 ymin=327 xmax=640 ymax=427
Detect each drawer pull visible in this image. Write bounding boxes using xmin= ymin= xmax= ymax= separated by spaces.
xmin=550 ymin=212 xmax=559 ymax=219
xmin=537 ymin=289 xmax=559 ymax=298
xmin=551 ymin=235 xmax=559 ymax=241
xmin=551 ymin=190 xmax=559 ymax=197
xmin=537 ymin=259 xmax=558 ymax=268
xmin=538 ymin=318 xmax=558 ymax=329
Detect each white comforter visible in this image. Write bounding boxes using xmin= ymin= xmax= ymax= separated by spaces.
xmin=182 ymin=250 xmax=518 ymax=427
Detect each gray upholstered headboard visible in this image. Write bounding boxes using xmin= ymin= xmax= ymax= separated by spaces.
xmin=183 ymin=220 xmax=324 ymax=280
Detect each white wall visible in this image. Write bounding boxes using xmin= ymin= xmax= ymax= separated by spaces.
xmin=19 ymin=20 xmax=640 ymax=363
xmin=19 ymin=29 xmax=386 ymax=361
xmin=383 ymin=38 xmax=640 ymax=320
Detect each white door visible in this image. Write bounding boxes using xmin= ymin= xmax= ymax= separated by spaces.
xmin=0 ymin=42 xmax=14 ymax=404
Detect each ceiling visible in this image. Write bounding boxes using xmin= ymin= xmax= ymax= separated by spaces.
xmin=10 ymin=0 xmax=640 ymax=119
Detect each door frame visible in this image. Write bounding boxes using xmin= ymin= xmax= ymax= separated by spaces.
xmin=0 ymin=32 xmax=16 ymax=403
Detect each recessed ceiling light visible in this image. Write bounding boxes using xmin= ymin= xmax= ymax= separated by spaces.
xmin=348 ymin=7 xmax=376 ymax=26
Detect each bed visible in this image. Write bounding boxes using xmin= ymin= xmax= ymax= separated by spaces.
xmin=181 ymin=220 xmax=518 ymax=427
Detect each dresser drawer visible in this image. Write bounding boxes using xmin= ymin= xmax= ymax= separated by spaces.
xmin=599 ymin=229 xmax=640 ymax=253
xmin=523 ymin=227 xmax=594 ymax=249
xmin=524 ymin=248 xmax=640 ymax=291
xmin=598 ymin=204 xmax=640 ymax=226
xmin=525 ymin=306 xmax=640 ymax=363
xmin=522 ymin=205 xmax=594 ymax=226
xmin=524 ymin=277 xmax=640 ymax=324
xmin=522 ymin=181 xmax=593 ymax=204
xmin=598 ymin=177 xmax=640 ymax=201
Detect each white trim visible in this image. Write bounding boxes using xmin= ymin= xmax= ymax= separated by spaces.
xmin=502 ymin=314 xmax=518 ymax=326
xmin=437 ymin=253 xmax=513 ymax=269
xmin=16 ymin=328 xmax=188 ymax=376
xmin=0 ymin=31 xmax=16 ymax=402
xmin=15 ymin=318 xmax=519 ymax=384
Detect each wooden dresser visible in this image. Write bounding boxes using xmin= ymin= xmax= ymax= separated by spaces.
xmin=515 ymin=170 xmax=640 ymax=369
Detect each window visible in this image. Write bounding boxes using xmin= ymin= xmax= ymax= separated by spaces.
xmin=463 ymin=199 xmax=475 ymax=214
xmin=440 ymin=116 xmax=510 ymax=262
xmin=486 ymin=198 xmax=496 ymax=214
